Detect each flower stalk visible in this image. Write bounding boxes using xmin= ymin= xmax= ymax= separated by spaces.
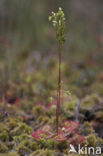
xmin=49 ymin=8 xmax=66 ymax=134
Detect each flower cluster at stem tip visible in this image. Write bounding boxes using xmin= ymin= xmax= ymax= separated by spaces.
xmin=49 ymin=7 xmax=66 ymax=45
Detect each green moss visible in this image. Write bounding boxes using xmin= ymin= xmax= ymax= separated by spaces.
xmin=6 ymin=142 xmax=14 ymax=150
xmin=97 ymin=137 xmax=103 ymax=148
xmin=7 ymin=118 xmax=21 ymax=130
xmin=68 ymin=70 xmax=82 ymax=84
xmin=68 ymin=85 xmax=81 ymax=96
xmin=38 ymin=115 xmax=50 ymax=124
xmin=37 ymin=138 xmax=57 ymax=149
xmin=63 ymin=94 xmax=79 ymax=112
xmin=57 ymin=140 xmax=68 ymax=150
xmin=80 ymin=122 xmax=94 ymax=135
xmin=0 ymin=131 xmax=9 ymax=142
xmin=47 ymin=139 xmax=57 ymax=149
xmin=94 ymin=111 xmax=103 ymax=121
xmin=38 ymin=138 xmax=49 ymax=149
xmin=29 ymin=141 xmax=38 ymax=151
xmin=86 ymin=134 xmax=97 ymax=147
xmin=81 ymin=93 xmax=101 ymax=111
xmin=30 ymin=149 xmax=57 ymax=156
xmin=8 ymin=151 xmax=19 ymax=156
xmin=0 ymin=123 xmax=6 ymax=131
xmin=17 ymin=143 xmax=31 ymax=156
xmin=10 ymin=122 xmax=32 ymax=136
xmin=13 ymin=134 xmax=30 ymax=144
xmin=91 ymin=82 xmax=103 ymax=95
xmin=14 ymin=136 xmax=38 ymax=152
xmin=0 ymin=141 xmax=8 ymax=153
xmin=32 ymin=106 xmax=44 ymax=116
xmin=49 ymin=116 xmax=56 ymax=125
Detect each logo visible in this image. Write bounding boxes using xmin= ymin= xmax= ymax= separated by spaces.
xmin=69 ymin=144 xmax=102 ymax=155
xmin=69 ymin=144 xmax=77 ymax=153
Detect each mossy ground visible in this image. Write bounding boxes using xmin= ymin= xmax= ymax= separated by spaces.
xmin=0 ymin=56 xmax=103 ymax=156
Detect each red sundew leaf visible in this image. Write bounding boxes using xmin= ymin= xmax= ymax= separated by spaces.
xmin=64 ymin=121 xmax=78 ymax=129
xmin=63 ymin=121 xmax=79 ymax=134
xmin=54 ymin=130 xmax=67 ymax=141
xmin=32 ymin=125 xmax=51 ymax=140
xmin=69 ymin=133 xmax=85 ymax=145
xmin=32 ymin=129 xmax=44 ymax=140
xmin=70 ymin=121 xmax=79 ymax=130
xmin=64 ymin=121 xmax=71 ymax=128
xmin=42 ymin=125 xmax=51 ymax=132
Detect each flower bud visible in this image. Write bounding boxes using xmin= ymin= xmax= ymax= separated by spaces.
xmin=49 ymin=16 xmax=52 ymax=21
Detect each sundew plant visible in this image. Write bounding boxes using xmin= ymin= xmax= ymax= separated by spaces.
xmin=49 ymin=8 xmax=66 ymax=134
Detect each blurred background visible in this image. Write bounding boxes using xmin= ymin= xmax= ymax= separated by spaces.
xmin=0 ymin=0 xmax=103 ymax=90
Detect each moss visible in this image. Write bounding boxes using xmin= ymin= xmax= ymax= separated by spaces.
xmin=7 ymin=118 xmax=21 ymax=130
xmin=68 ymin=70 xmax=82 ymax=84
xmin=91 ymin=82 xmax=103 ymax=95
xmin=30 ymin=149 xmax=57 ymax=156
xmin=81 ymin=93 xmax=101 ymax=111
xmin=13 ymin=133 xmax=30 ymax=143
xmin=8 ymin=151 xmax=19 ymax=156
xmin=20 ymin=99 xmax=34 ymax=111
xmin=15 ymin=137 xmax=38 ymax=152
xmin=94 ymin=111 xmax=103 ymax=121
xmin=0 ymin=141 xmax=8 ymax=153
xmin=68 ymin=154 xmax=83 ymax=156
xmin=32 ymin=106 xmax=45 ymax=116
xmin=37 ymin=138 xmax=57 ymax=150
xmin=29 ymin=141 xmax=38 ymax=151
xmin=38 ymin=115 xmax=50 ymax=124
xmin=10 ymin=122 xmax=32 ymax=136
xmin=0 ymin=123 xmax=6 ymax=131
xmin=47 ymin=105 xmax=56 ymax=116
xmin=86 ymin=134 xmax=97 ymax=147
xmin=57 ymin=140 xmax=68 ymax=150
xmin=17 ymin=143 xmax=31 ymax=156
xmin=64 ymin=150 xmax=83 ymax=156
xmin=47 ymin=139 xmax=57 ymax=149
xmin=63 ymin=94 xmax=79 ymax=112
xmin=80 ymin=122 xmax=94 ymax=136
xmin=68 ymin=85 xmax=82 ymax=96
xmin=49 ymin=116 xmax=56 ymax=125
xmin=38 ymin=138 xmax=48 ymax=149
xmin=22 ymin=139 xmax=37 ymax=150
xmin=96 ymin=137 xmax=103 ymax=149
xmin=6 ymin=142 xmax=14 ymax=150
xmin=0 ymin=130 xmax=9 ymax=142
